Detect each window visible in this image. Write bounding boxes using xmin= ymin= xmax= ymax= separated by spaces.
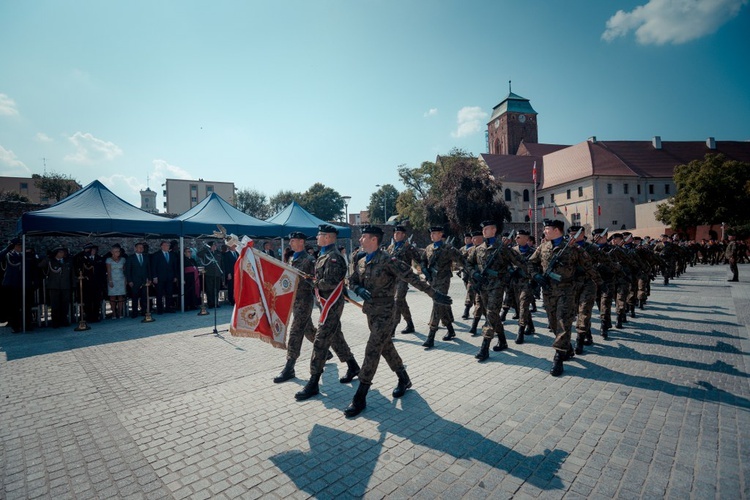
xmin=607 ymin=183 xmax=613 ymax=194
xmin=637 ymin=185 xmax=642 ymax=195
xmin=20 ymin=182 xmax=28 ymax=190
xmin=649 ymin=184 xmax=654 ymax=195
xmin=537 ymin=196 xmax=544 ymax=206
xmin=624 ymin=184 xmax=629 ymax=194
xmin=612 ymin=220 xmax=618 ymax=226
xmin=191 ymin=196 xmax=198 ymax=203
xmin=504 ymin=188 xmax=511 ymax=202
xmin=578 ymin=187 xmax=583 ymax=197
xmin=206 ymin=185 xmax=214 ymax=194
xmin=665 ymin=184 xmax=670 ymax=194
xmin=550 ymin=193 xmax=555 ymax=203
xmin=566 ymin=189 xmax=571 ymax=200
xmin=523 ymin=189 xmax=530 ymax=202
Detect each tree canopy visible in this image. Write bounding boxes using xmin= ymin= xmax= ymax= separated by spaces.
xmin=655 ymin=153 xmax=750 ymax=230
xmin=235 ymin=188 xmax=270 ymax=219
xmin=367 ymin=184 xmax=399 ymax=224
xmin=239 ymin=183 xmax=345 ymax=222
xmin=32 ymin=172 xmax=81 ymax=202
xmin=301 ymin=183 xmax=345 ymax=222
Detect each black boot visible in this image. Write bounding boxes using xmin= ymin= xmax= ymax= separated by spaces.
xmin=616 ymin=312 xmax=624 ymax=329
xmin=575 ymin=340 xmax=584 ymax=355
xmin=492 ymin=332 xmax=509 ymax=352
xmin=422 ymin=329 xmax=436 ymax=348
xmin=392 ymin=368 xmax=412 ymax=398
xmin=273 ymin=358 xmax=296 ymax=383
xmin=583 ymin=333 xmax=593 ymax=346
xmin=601 ymin=322 xmax=609 ymax=340
xmin=512 ymin=309 xmax=519 ymax=320
xmin=344 ymin=382 xmax=371 ymax=417
xmin=526 ymin=323 xmax=536 ymax=335
xmin=442 ymin=323 xmax=456 ymax=341
xmin=564 ymin=345 xmax=576 ymax=360
xmin=469 ymin=317 xmax=481 ymax=335
xmin=629 ymin=304 xmax=636 ymax=318
xmin=515 ymin=325 xmax=525 ymax=345
xmin=461 ymin=305 xmax=471 ymax=320
xmin=294 ymin=373 xmax=321 ymax=401
xmin=400 ymin=321 xmax=415 ymax=334
xmin=499 ymin=308 xmax=509 ymax=322
xmin=475 ymin=338 xmax=491 ymax=361
xmin=550 ymin=351 xmax=564 ymax=377
xmin=339 ymin=358 xmax=360 ymax=383
xmin=639 ymin=298 xmax=645 ymax=310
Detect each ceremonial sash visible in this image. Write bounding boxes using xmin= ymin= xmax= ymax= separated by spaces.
xmin=315 ymin=280 xmax=344 ymax=326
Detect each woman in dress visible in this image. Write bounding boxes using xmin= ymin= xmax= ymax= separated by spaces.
xmin=106 ymin=244 xmax=127 ymax=318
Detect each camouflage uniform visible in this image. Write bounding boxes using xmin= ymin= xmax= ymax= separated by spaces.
xmin=460 ymin=242 xmax=476 ymax=317
xmin=421 ymin=241 xmax=465 ymax=339
xmin=607 ymin=244 xmax=635 ymax=327
xmin=387 ymin=239 xmax=422 ymax=333
xmin=284 ymin=252 xmax=320 ymax=361
xmin=654 ymin=239 xmax=677 ymax=284
xmin=467 ymin=238 xmax=524 ymax=358
xmin=590 ymin=241 xmax=617 ymax=336
xmin=726 ymin=238 xmax=740 ymax=281
xmin=510 ymin=243 xmax=536 ymax=335
xmin=574 ymin=241 xmax=603 ymax=350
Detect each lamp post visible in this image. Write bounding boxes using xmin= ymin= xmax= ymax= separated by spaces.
xmin=376 ymin=184 xmax=388 ymax=223
xmin=342 ymin=195 xmax=351 ymax=225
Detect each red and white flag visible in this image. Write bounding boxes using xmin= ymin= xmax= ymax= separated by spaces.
xmin=230 ymin=240 xmax=300 ymax=349
xmin=528 ymin=204 xmax=532 ymax=219
xmin=598 ymin=203 xmax=602 ymax=216
xmin=315 ymin=281 xmax=344 ymax=326
xmin=532 ymin=161 xmax=537 ymax=183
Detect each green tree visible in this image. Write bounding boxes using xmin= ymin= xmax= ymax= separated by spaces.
xmin=268 ymin=190 xmax=302 ymax=217
xmin=32 ymin=172 xmax=81 ymax=202
xmin=655 ymin=154 xmax=750 ymax=229
xmin=235 ymin=188 xmax=270 ymax=219
xmin=0 ymin=191 xmax=31 ymax=203
xmin=367 ymin=184 xmax=399 ymax=224
xmin=301 ymin=183 xmax=344 ymax=222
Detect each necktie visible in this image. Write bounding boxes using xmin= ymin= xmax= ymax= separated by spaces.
xmin=138 ymin=254 xmax=142 ymax=265
xmin=165 ymin=252 xmax=169 ymax=263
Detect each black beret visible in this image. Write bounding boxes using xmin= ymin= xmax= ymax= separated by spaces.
xmin=428 ymin=226 xmax=444 ymax=233
xmin=394 ymin=225 xmax=408 ymax=233
xmin=517 ymin=229 xmax=530 ymax=236
xmin=464 ymin=232 xmax=472 ymax=238
xmin=480 ymin=220 xmax=497 ymax=228
xmin=543 ymin=219 xmax=564 ymax=231
xmin=592 ymin=228 xmax=606 ymax=235
xmin=362 ymin=225 xmax=384 ymax=236
xmin=288 ymin=231 xmax=307 ymax=240
xmin=610 ymin=233 xmax=624 ymax=239
xmin=568 ymin=225 xmax=583 ymax=233
xmin=318 ymin=224 xmax=339 ymax=234
xmin=660 ymin=234 xmax=669 ymax=238
xmin=621 ymin=232 xmax=632 ymax=237
xmin=632 ymin=235 xmax=643 ymax=240
xmin=471 ymin=230 xmax=483 ymax=237
xmin=501 ymin=232 xmax=510 ymax=238
xmin=10 ymin=237 xmax=21 ymax=245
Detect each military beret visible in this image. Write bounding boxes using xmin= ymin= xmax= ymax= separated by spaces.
xmin=610 ymin=233 xmax=624 ymax=239
xmin=428 ymin=226 xmax=444 ymax=233
xmin=10 ymin=237 xmax=21 ymax=245
xmin=568 ymin=225 xmax=583 ymax=233
xmin=621 ymin=232 xmax=632 ymax=237
xmin=660 ymin=234 xmax=669 ymax=238
xmin=471 ymin=230 xmax=483 ymax=237
xmin=592 ymin=228 xmax=606 ymax=235
xmin=394 ymin=225 xmax=408 ymax=233
xmin=361 ymin=225 xmax=384 ymax=236
xmin=288 ymin=231 xmax=307 ymax=240
xmin=632 ymin=235 xmax=643 ymax=241
xmin=501 ymin=232 xmax=510 ymax=238
xmin=464 ymin=232 xmax=472 ymax=238
xmin=318 ymin=224 xmax=339 ymax=235
xmin=543 ymin=219 xmax=564 ymax=231
xmin=517 ymin=229 xmax=530 ymax=236
xmin=480 ymin=220 xmax=497 ymax=228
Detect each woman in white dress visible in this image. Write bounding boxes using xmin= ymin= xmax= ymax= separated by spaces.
xmin=106 ymin=244 xmax=127 ymax=318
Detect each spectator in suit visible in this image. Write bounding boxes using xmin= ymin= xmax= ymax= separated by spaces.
xmin=222 ymin=243 xmax=239 ymax=305
xmin=151 ymin=240 xmax=178 ymax=314
xmin=43 ymin=245 xmax=74 ymax=328
xmin=125 ymin=241 xmax=151 ymax=318
xmin=183 ymin=247 xmax=200 ymax=310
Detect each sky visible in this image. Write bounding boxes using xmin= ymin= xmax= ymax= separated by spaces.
xmin=1 ymin=0 xmax=749 ymax=216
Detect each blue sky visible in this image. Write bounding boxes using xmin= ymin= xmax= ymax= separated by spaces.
xmin=1 ymin=0 xmax=748 ymax=215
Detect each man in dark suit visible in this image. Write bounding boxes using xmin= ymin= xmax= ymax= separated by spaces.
xmin=151 ymin=240 xmax=178 ymax=314
xmin=125 ymin=241 xmax=151 ymax=318
xmin=198 ymin=240 xmax=223 ymax=308
xmin=222 ymin=243 xmax=239 ymax=305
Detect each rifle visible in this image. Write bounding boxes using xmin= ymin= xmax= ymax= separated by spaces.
xmin=470 ymin=233 xmax=509 ymax=290
xmin=536 ymin=227 xmax=583 ymax=286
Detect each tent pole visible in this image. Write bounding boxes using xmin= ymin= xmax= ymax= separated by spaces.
xmin=22 ymin=234 xmax=26 ymax=333
xmin=180 ymin=236 xmax=184 ymax=313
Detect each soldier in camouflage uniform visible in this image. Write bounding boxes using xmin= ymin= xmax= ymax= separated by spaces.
xmin=632 ymin=236 xmax=657 ymax=309
xmin=654 ymin=234 xmax=677 ymax=285
xmin=295 ymin=225 xmax=361 ymax=402
xmin=622 ymin=232 xmax=647 ymax=318
xmin=420 ymin=226 xmax=466 ymax=347
xmin=725 ymin=233 xmax=740 ymax=282
xmin=387 ymin=225 xmax=422 ymax=335
xmin=459 ymin=232 xmax=475 ymax=320
xmin=509 ymin=229 xmax=536 ymax=342
xmin=568 ymin=226 xmax=603 ymax=354
xmin=528 ymin=219 xmax=599 ymax=376
xmin=499 ymin=232 xmax=519 ymax=322
xmin=467 ymin=220 xmax=525 ymax=361
xmin=608 ymin=233 xmax=638 ymax=329
xmin=343 ymin=226 xmax=452 ymax=417
xmin=591 ymin=228 xmax=617 ymax=338
xmin=466 ymin=230 xmax=486 ymax=335
xmin=273 ymin=232 xmax=338 ymax=383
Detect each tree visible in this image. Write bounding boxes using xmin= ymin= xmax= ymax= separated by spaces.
xmin=235 ymin=188 xmax=270 ymax=219
xmin=32 ymin=172 xmax=81 ymax=202
xmin=301 ymin=183 xmax=344 ymax=222
xmin=268 ymin=190 xmax=302 ymax=217
xmin=0 ymin=191 xmax=31 ymax=203
xmin=367 ymin=184 xmax=399 ymax=224
xmin=655 ymin=154 xmax=750 ymax=230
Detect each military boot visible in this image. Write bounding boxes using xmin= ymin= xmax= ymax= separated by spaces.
xmin=344 ymin=382 xmax=371 ymax=418
xmin=526 ymin=322 xmax=536 ymax=335
xmin=294 ymin=373 xmax=321 ymax=401
xmin=461 ymin=305 xmax=471 ymax=320
xmin=273 ymin=358 xmax=296 ymax=383
xmin=469 ymin=317 xmax=481 ymax=335
xmin=499 ymin=308 xmax=509 ymax=322
xmin=583 ymin=332 xmax=593 ymax=346
xmin=512 ymin=308 xmax=519 ymax=320
xmin=392 ymin=368 xmax=412 ymax=398
xmin=575 ymin=339 xmax=584 ymax=355
xmin=601 ymin=321 xmax=609 ymax=340
xmin=639 ymin=298 xmax=646 ymax=310
xmin=400 ymin=320 xmax=415 ymax=334
xmin=616 ymin=312 xmax=624 ymax=329
xmin=629 ymin=304 xmax=637 ymax=318
xmin=492 ymin=332 xmax=509 ymax=352
xmin=515 ymin=325 xmax=526 ymax=345
xmin=422 ymin=329 xmax=437 ymax=348
xmin=442 ymin=323 xmax=456 ymax=341
xmin=475 ymin=338 xmax=491 ymax=361
xmin=550 ymin=351 xmax=564 ymax=377
xmin=339 ymin=358 xmax=360 ymax=383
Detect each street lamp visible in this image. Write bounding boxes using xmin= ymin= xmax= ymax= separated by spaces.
xmin=342 ymin=195 xmax=351 ymax=225
xmin=376 ymin=185 xmax=388 ymax=223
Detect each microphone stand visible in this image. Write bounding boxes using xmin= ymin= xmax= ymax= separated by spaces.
xmin=194 ymin=247 xmax=227 ymax=338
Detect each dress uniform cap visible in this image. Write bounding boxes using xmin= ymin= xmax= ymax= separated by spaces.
xmin=317 ymin=224 xmax=339 ymax=235
xmin=288 ymin=231 xmax=308 ymax=240
xmin=543 ymin=219 xmax=565 ymax=231
xmin=428 ymin=225 xmax=444 ymax=233
xmin=517 ymin=229 xmax=530 ymax=236
xmin=362 ymin=225 xmax=384 ymax=236
xmin=480 ymin=220 xmax=497 ymax=228
xmin=394 ymin=225 xmax=408 ymax=233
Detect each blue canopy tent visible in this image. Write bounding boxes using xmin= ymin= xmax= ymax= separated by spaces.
xmin=265 ymin=201 xmax=351 ymax=238
xmin=175 ymin=193 xmax=287 ymax=238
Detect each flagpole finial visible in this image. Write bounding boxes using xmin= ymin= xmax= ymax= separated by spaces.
xmin=509 ymin=80 xmax=512 ymax=93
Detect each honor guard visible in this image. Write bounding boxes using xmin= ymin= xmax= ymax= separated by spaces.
xmin=386 ymin=225 xmax=422 ymax=335
xmin=509 ymin=229 xmax=536 ymax=341
xmin=459 ymin=232 xmax=474 ymax=320
xmin=568 ymin=226 xmax=603 ymax=354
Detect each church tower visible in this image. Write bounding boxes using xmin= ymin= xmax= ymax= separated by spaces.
xmin=140 ymin=186 xmax=157 ymax=213
xmin=487 ymin=83 xmax=538 ymax=155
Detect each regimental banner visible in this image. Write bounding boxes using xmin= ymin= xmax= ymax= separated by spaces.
xmin=230 ymin=241 xmax=299 ymax=349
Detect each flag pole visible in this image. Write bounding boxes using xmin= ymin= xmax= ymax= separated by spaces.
xmin=533 ymin=161 xmax=538 ymax=239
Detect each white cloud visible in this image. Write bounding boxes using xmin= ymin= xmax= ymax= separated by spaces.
xmin=424 ymin=108 xmax=438 ymax=118
xmin=0 ymin=145 xmax=32 ymax=176
xmin=0 ymin=93 xmax=19 ymax=116
xmin=64 ymin=132 xmax=123 ymax=165
xmin=451 ymin=106 xmax=488 ymax=138
xmin=35 ymin=132 xmax=53 ymax=143
xmin=99 ymin=160 xmax=193 ymax=211
xmin=602 ymin=0 xmax=748 ymax=45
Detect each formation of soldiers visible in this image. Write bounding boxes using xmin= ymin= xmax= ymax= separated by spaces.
xmin=275 ymin=219 xmax=744 ymax=418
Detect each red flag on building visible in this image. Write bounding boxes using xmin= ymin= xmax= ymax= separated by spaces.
xmin=230 ymin=241 xmax=300 ymax=349
xmin=528 ymin=204 xmax=532 ymax=219
xmin=598 ymin=203 xmax=602 ymax=216
xmin=532 ymin=161 xmax=537 ymax=183
xmin=542 ymin=205 xmax=546 ymax=217
xmin=564 ymin=206 xmax=568 ymax=214
xmin=553 ymin=206 xmax=557 ymax=216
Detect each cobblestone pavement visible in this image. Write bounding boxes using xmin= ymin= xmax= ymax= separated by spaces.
xmin=1 ymin=264 xmax=748 ymax=499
